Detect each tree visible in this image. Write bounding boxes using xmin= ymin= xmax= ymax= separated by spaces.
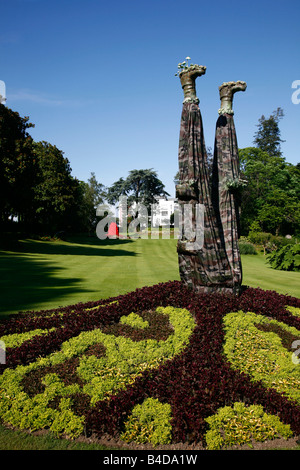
xmin=239 ymin=147 xmax=300 ymax=236
xmin=76 ymin=173 xmax=107 ymax=232
xmin=238 ymin=107 xmax=300 ymax=236
xmin=256 ymin=188 xmax=300 ymax=236
xmin=0 ymin=104 xmax=109 ymax=236
xmin=32 ymin=141 xmax=79 ymax=233
xmin=0 ymin=104 xmax=35 ymax=228
xmin=253 ymin=107 xmax=285 ymax=158
xmin=107 ymin=169 xmax=169 ymax=211
xmin=86 ymin=172 xmax=106 ymax=208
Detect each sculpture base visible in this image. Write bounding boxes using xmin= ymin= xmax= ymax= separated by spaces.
xmin=192 ymin=284 xmax=242 ymax=296
xmin=181 ymin=279 xmax=242 ymax=296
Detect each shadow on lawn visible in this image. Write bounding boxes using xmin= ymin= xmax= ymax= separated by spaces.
xmin=8 ymin=237 xmax=136 ymax=257
xmin=0 ymin=252 xmax=88 ymax=317
xmin=0 ymin=237 xmax=136 ymax=317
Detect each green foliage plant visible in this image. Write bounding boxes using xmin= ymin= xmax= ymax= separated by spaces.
xmin=121 ymin=398 xmax=172 ymax=446
xmin=248 ymin=231 xmax=296 ymax=255
xmin=0 ymin=368 xmax=84 ymax=438
xmin=120 ymin=312 xmax=149 ymax=329
xmin=238 ymin=137 xmax=300 ymax=237
xmin=238 ymin=238 xmax=257 ymax=255
xmin=267 ymin=244 xmax=300 ymax=272
xmin=0 ymin=306 xmax=195 ymax=438
xmin=205 ymin=402 xmax=293 ymax=450
xmin=253 ymin=107 xmax=284 ymax=158
xmin=77 ymin=306 xmax=195 ymax=404
xmin=0 ymin=105 xmax=35 ymax=228
xmin=248 ymin=231 xmax=274 ymax=255
xmin=0 ymin=328 xmax=56 ymax=348
xmin=223 ymin=311 xmax=300 ymax=403
xmin=286 ymin=306 xmax=300 ymax=317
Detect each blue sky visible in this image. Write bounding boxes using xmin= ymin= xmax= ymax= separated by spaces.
xmin=1 ymin=0 xmax=299 ymax=197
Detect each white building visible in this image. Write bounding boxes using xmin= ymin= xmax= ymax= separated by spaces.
xmin=116 ymin=195 xmax=178 ymax=228
xmin=152 ymin=197 xmax=178 ymax=227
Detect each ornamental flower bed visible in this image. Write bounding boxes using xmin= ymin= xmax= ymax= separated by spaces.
xmin=0 ymin=281 xmax=300 ymax=450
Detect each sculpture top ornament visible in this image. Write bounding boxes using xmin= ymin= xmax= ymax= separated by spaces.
xmin=176 ymin=58 xmax=206 ymax=103
xmin=218 ymin=80 xmax=247 ymax=115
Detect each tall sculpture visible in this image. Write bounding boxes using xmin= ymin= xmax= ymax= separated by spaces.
xmin=212 ymin=81 xmax=247 ymax=293
xmin=175 ymin=62 xmax=246 ymax=295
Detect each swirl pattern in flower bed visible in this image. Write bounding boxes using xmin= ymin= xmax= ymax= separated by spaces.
xmin=0 ymin=281 xmax=300 ymax=448
xmin=0 ymin=305 xmax=195 ymax=438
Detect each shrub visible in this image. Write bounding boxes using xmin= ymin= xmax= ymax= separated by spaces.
xmin=248 ymin=231 xmax=297 ymax=255
xmin=0 ymin=305 xmax=195 ymax=438
xmin=238 ymin=240 xmax=257 ymax=255
xmin=205 ymin=402 xmax=293 ymax=450
xmin=287 ymin=306 xmax=300 ymax=318
xmin=267 ymin=244 xmax=300 ymax=271
xmin=0 ymin=328 xmax=56 ymax=348
xmin=248 ymin=231 xmax=273 ymax=254
xmin=121 ymin=398 xmax=172 ymax=446
xmin=120 ymin=312 xmax=149 ymax=329
xmin=223 ymin=311 xmax=300 ymax=403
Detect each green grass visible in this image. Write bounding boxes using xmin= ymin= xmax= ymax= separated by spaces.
xmin=0 ymin=423 xmax=116 ymax=450
xmin=241 ymin=252 xmax=300 ymax=298
xmin=0 ymin=235 xmax=299 ymax=450
xmin=0 ymin=236 xmax=180 ymax=317
xmin=0 ymin=236 xmax=299 ymax=318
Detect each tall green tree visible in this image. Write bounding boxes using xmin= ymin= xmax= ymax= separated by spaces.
xmin=107 ymin=169 xmax=169 ymax=211
xmin=257 ymin=188 xmax=300 ymax=236
xmin=0 ymin=104 xmax=35 ymax=227
xmin=0 ymin=104 xmax=109 ymax=235
xmin=239 ymin=147 xmax=300 ymax=236
xmin=239 ymin=106 xmax=300 ymax=236
xmin=76 ymin=173 xmax=107 ymax=232
xmin=85 ymin=172 xmax=106 ymax=208
xmin=253 ymin=107 xmax=285 ymax=158
xmin=32 ymin=141 xmax=79 ymax=233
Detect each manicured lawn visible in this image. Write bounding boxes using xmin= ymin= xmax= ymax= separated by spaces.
xmin=241 ymin=252 xmax=300 ymax=298
xmin=0 ymin=236 xmax=299 ymax=318
xmin=0 ymin=236 xmax=179 ymax=317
